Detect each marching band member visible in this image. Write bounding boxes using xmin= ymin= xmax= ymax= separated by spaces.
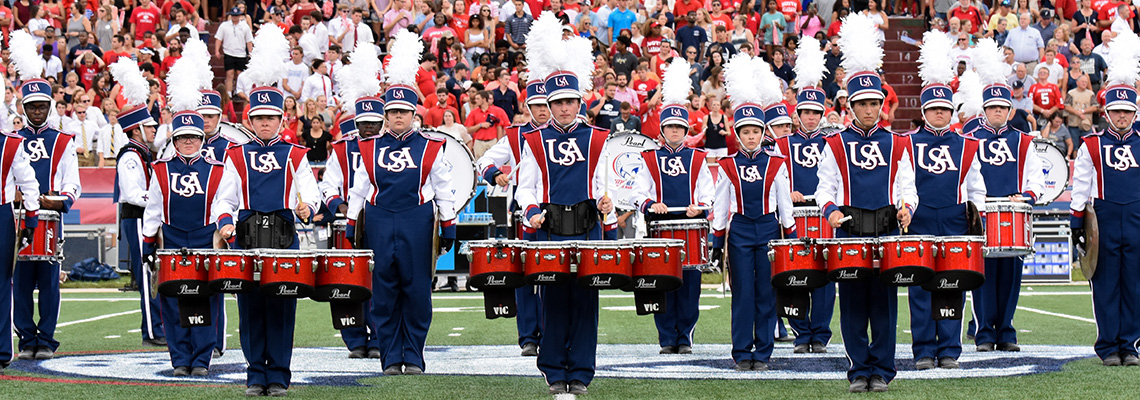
xmin=965 ymin=39 xmax=1044 ymax=354
xmin=345 ymin=30 xmax=457 ymax=376
xmin=774 ymin=36 xmax=835 ymax=354
xmin=906 ymin=32 xmax=987 ymax=370
xmin=515 ymin=15 xmax=615 ymax=394
xmin=1070 ymin=30 xmax=1140 ymax=367
xmin=321 ymin=43 xmax=382 ymax=359
xmin=0 ymin=114 xmax=41 ymax=375
xmin=142 ymin=58 xmax=223 ymax=376
xmin=10 ymin=31 xmax=83 ymax=362
xmin=632 ymin=58 xmax=714 ymax=356
xmin=816 ymin=14 xmax=917 ymax=392
xmin=109 ymin=59 xmax=165 ymax=348
xmin=710 ymin=54 xmax=795 ymax=372
xmin=474 ymin=13 xmax=561 ymax=358
xmin=212 ymin=25 xmax=322 ymax=397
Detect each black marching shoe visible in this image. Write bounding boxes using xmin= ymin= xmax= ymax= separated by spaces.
xmin=17 ymin=348 xmax=35 ymax=360
xmin=1104 ymin=353 xmax=1123 ymax=367
xmin=751 ymin=361 xmax=769 ymax=371
xmin=191 ymin=367 xmax=209 ymax=376
xmin=212 ymin=349 xmax=224 ymax=358
xmin=348 ymin=347 xmax=367 ymax=359
xmin=521 ymin=342 xmax=539 ymax=356
xmin=997 ymin=342 xmax=1021 ymax=352
xmin=734 ymin=360 xmax=753 ymax=371
xmin=568 ymin=380 xmax=589 ymax=395
xmin=678 ymin=344 xmax=693 ymax=354
xmin=848 ymin=376 xmax=869 ymax=393
xmin=775 ymin=334 xmax=795 ymax=343
xmin=142 ymin=337 xmax=168 ymax=347
xmin=548 ymin=381 xmax=569 ymax=395
xmin=915 ymin=357 xmax=936 ymax=370
xmin=1123 ymin=354 xmax=1140 ymax=366
xmin=266 ymin=383 xmax=288 ymax=397
xmin=383 ymin=364 xmax=403 ymax=375
xmin=868 ymin=375 xmax=889 ymax=392
xmin=403 ymin=364 xmax=423 ymax=375
xmin=659 ymin=346 xmax=678 ymax=354
xmin=793 ymin=344 xmax=810 ymax=354
xmin=367 ymin=348 xmax=382 ymax=359
xmin=976 ymin=343 xmax=995 ymax=352
xmin=173 ymin=366 xmax=191 ymax=377
xmin=244 ymin=385 xmax=266 ymax=397
xmin=811 ymin=342 xmax=828 ymax=353
xmin=939 ymin=357 xmax=960 ymax=369
xmin=34 ymin=346 xmax=54 ymax=360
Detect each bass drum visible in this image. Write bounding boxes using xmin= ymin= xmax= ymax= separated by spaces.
xmin=604 ymin=130 xmax=660 ymax=210
xmin=218 ymin=121 xmax=253 ymax=145
xmin=1032 ymin=139 xmax=1069 ymax=205
xmin=423 ymin=130 xmax=477 ymax=216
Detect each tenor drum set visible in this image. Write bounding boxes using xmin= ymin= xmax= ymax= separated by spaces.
xmin=18 ymin=209 xmax=63 ymax=261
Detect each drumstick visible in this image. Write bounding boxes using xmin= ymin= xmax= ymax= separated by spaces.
xmin=666 ymin=206 xmax=712 ymax=213
xmin=837 ymin=215 xmax=852 ymax=223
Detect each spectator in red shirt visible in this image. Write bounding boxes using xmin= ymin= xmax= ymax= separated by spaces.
xmin=159 ymin=38 xmax=181 ymax=79
xmin=424 ymin=87 xmax=461 ymax=127
xmin=949 ymin=0 xmax=984 ymax=34
xmin=102 ymin=34 xmax=130 ymax=65
xmin=161 ymin=0 xmax=194 ymax=22
xmin=674 ymin=0 xmax=703 ymax=28
xmin=631 ymin=65 xmax=658 ymax=106
xmin=416 ymin=54 xmax=438 ymax=101
xmin=464 ymin=90 xmax=510 ymax=158
xmin=0 ymin=3 xmax=13 ymax=45
xmin=129 ymin=0 xmax=162 ymax=43
xmin=74 ymin=51 xmax=104 ymax=89
xmin=709 ymin=0 xmax=734 ymax=30
xmin=877 ymin=82 xmax=899 ymax=129
xmin=1029 ymin=67 xmax=1063 ymax=119
xmin=778 ymin=0 xmax=801 ymax=30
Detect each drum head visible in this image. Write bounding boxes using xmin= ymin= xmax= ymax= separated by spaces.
xmin=1032 ymin=139 xmax=1069 ymax=205
xmin=604 ymin=132 xmax=660 ymax=210
xmin=218 ymin=121 xmax=253 ymax=145
xmin=423 ymin=130 xmax=478 ymax=216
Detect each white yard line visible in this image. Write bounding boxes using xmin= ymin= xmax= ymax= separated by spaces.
xmin=1015 ymin=306 xmax=1097 ymax=324
xmin=57 ymin=310 xmax=140 ymax=327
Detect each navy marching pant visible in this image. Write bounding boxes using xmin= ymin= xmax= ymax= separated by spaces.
xmin=836 ymin=229 xmax=899 ymax=383
xmin=971 ymin=257 xmax=1022 ymax=345
xmin=654 ymin=269 xmax=702 ymax=347
xmin=364 ymin=202 xmax=436 ymax=370
xmin=160 ymin=224 xmax=221 ymax=369
xmin=907 ymin=203 xmax=967 ymax=360
xmin=788 ymin=283 xmax=835 ymax=346
xmin=515 ymin=229 xmax=543 ymax=348
xmin=535 ymin=225 xmax=601 ymax=385
xmin=339 ymin=301 xmax=379 ymax=351
xmin=233 ymin=210 xmax=300 ymax=388
xmin=0 ymin=204 xmax=17 ymax=364
xmin=1087 ymin=200 xmax=1140 ymax=359
xmin=123 ymin=218 xmax=164 ymax=341
xmin=14 ymin=258 xmax=62 ymax=351
xmin=726 ymin=214 xmax=780 ymax=363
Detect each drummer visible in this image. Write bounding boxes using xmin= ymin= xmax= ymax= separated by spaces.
xmin=905 ymin=32 xmax=987 ymax=370
xmin=141 ymin=87 xmax=225 ymax=376
xmin=11 ymin=30 xmax=83 ymax=362
xmin=212 ymin=25 xmax=322 ymax=398
xmin=345 ymin=30 xmax=456 ymax=376
xmin=195 ymin=88 xmax=232 ymax=359
xmin=0 ymin=124 xmax=42 ymax=375
xmin=1069 ymin=33 xmax=1140 ymax=367
xmin=965 ymin=39 xmax=1044 ymax=354
xmin=515 ymin=20 xmax=616 ymax=395
xmin=630 ymin=58 xmax=714 ymax=356
xmin=773 ymin=38 xmax=835 ymax=354
xmin=710 ymin=54 xmax=796 ymax=372
xmin=815 ymin=14 xmax=917 ymax=393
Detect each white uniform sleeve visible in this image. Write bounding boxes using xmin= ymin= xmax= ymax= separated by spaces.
xmin=116 ymin=152 xmax=149 ymax=207
xmin=772 ymin=162 xmax=796 ymax=231
xmin=346 ymin=161 xmax=372 ymax=223
xmin=966 ymin=150 xmax=988 ymax=209
xmin=694 ymin=158 xmax=716 ymax=206
xmin=10 ymin=143 xmax=40 ymax=211
xmin=1069 ymin=144 xmax=1095 ymax=213
xmin=290 ymin=157 xmax=321 ymax=219
xmin=475 ymin=135 xmax=514 ymax=180
xmin=142 ymin=173 xmax=163 ymax=238
xmin=210 ymin=157 xmax=242 ymax=225
xmin=56 ymin=137 xmax=82 ymax=203
xmin=428 ymin=147 xmax=457 ymax=222
xmin=630 ymin=156 xmax=657 ymax=210
xmin=592 ymin=139 xmax=609 ymax=201
xmin=892 ymin=145 xmax=919 ymax=210
xmin=1021 ymin=140 xmax=1046 ymax=198
xmin=515 ymin=143 xmax=542 ymax=227
xmin=711 ymin=167 xmax=733 ymax=232
xmin=815 ymin=143 xmax=840 ymax=212
xmin=319 ymin=150 xmax=344 ymax=202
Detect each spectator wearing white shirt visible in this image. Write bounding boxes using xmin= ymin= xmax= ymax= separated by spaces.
xmin=28 ymin=7 xmax=51 ymax=47
xmin=1034 ymin=48 xmax=1063 ymax=86
xmin=98 ymin=119 xmax=131 ymax=168
xmin=342 ymin=7 xmax=374 ymax=53
xmin=283 ymin=47 xmax=311 ymax=100
xmin=234 ymin=69 xmax=255 ymax=102
xmin=498 ymin=0 xmax=531 ymax=22
xmin=948 ymin=31 xmax=973 ymax=70
xmin=1003 ymin=12 xmax=1044 ymax=69
xmin=303 ymin=11 xmax=329 ymax=54
xmin=301 ymin=60 xmax=334 ymax=107
xmin=215 ymin=7 xmax=255 ymax=97
xmin=68 ymin=108 xmax=102 ymax=167
xmin=327 ymin=5 xmax=354 ymax=49
xmin=325 ymin=45 xmax=345 ymax=93
xmin=42 ymin=44 xmax=64 ymax=83
xmin=1110 ymin=3 xmax=1133 ymax=34
xmin=1093 ymin=30 xmax=1113 ymax=60
xmin=164 ymin=8 xmax=200 ymax=41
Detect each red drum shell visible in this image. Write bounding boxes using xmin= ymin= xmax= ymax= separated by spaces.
xmin=576 ymin=241 xmax=634 ymax=289
xmin=926 ymin=236 xmax=986 ymax=292
xmin=768 ymin=239 xmax=827 ymax=290
xmin=793 ymin=207 xmax=835 ymax=240
xmin=331 ymin=220 xmax=353 ymax=249
xmin=984 ymin=202 xmax=1034 ymax=257
xmin=156 ymin=249 xmax=210 ymax=298
xmin=877 ymin=236 xmax=936 ymax=286
xmin=314 ymin=249 xmax=373 ymax=302
xmin=648 ymin=219 xmax=710 ymax=270
xmin=627 ymin=239 xmax=685 ymax=292
xmin=258 ymin=251 xmax=318 ymax=298
xmin=468 ymin=240 xmax=526 ymax=289
xmin=18 ymin=210 xmax=61 ymax=261
xmin=820 ymin=239 xmax=875 ymax=282
xmin=522 ymin=242 xmax=574 ymax=285
xmin=206 ymin=250 xmax=258 ymax=293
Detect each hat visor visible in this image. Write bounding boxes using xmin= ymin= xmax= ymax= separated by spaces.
xmin=1105 ymin=103 xmax=1138 ymax=112
xmin=383 ymin=104 xmax=417 ymax=112
xmin=248 ymin=108 xmax=283 ymax=117
xmin=795 ymin=103 xmax=826 ymax=112
xmin=21 ymin=94 xmax=52 ymax=104
xmin=922 ymin=100 xmax=955 ymax=111
xmin=767 ymin=116 xmax=793 ymax=127
xmin=848 ymin=91 xmax=884 ymax=103
xmin=143 ymin=118 xmax=159 ymax=127
xmin=197 ymin=107 xmax=222 ymax=115
xmin=355 ymin=115 xmax=384 ymax=122
xmin=172 ymin=127 xmax=205 ymax=138
xmin=734 ymin=119 xmax=765 ymax=130
xmin=526 ymin=98 xmax=549 ymax=106
xmin=660 ymin=119 xmax=689 ymax=129
xmin=982 ymin=99 xmax=1012 ymax=109
xmin=546 ymin=91 xmax=582 ymax=103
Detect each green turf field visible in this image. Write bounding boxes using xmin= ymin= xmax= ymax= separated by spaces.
xmin=4 ymin=284 xmax=1138 ymax=399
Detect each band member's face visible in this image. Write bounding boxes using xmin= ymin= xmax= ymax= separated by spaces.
xmin=386 ymin=109 xmax=414 ymax=132
xmin=923 ymin=107 xmax=953 ymax=128
xmin=662 ymin=125 xmax=687 ymax=144
xmin=174 ymin=135 xmax=204 ymax=156
xmin=851 ymin=99 xmax=882 ymax=129
xmin=737 ymin=125 xmax=764 ymax=151
xmin=550 ymin=98 xmax=581 ymax=125
xmin=798 ymin=109 xmax=822 ymax=131
xmin=984 ymin=105 xmax=1009 ymax=128
xmin=529 ymin=104 xmax=551 ymax=125
xmin=24 ymin=101 xmax=50 ymax=126
xmin=769 ymin=123 xmax=792 ymax=139
xmin=357 ymin=120 xmax=383 ymax=136
xmin=144 ymin=124 xmax=157 ymax=144
xmin=251 ymin=115 xmax=283 ymax=140
xmin=1108 ymin=109 xmax=1136 ymax=131
xmin=202 ymin=113 xmax=221 ymax=134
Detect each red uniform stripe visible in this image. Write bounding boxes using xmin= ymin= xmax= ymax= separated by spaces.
xmin=825 ymin=135 xmax=850 ymax=205
xmin=421 ymin=140 xmax=444 ymax=205
xmin=153 ymin=162 xmax=171 ymax=224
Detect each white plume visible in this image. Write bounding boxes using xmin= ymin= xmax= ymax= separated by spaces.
xmin=971 ymin=38 xmax=1010 ymax=87
xmin=838 ymin=13 xmax=884 ymax=76
xmin=660 ymin=58 xmax=692 ymax=107
xmin=182 ymin=38 xmax=214 ymax=89
xmin=755 ymin=59 xmax=784 ymax=107
xmin=918 ymin=30 xmax=956 ymax=86
xmin=166 ymin=52 xmax=204 ymax=113
xmin=245 ymin=25 xmax=291 ymax=87
xmin=560 ymin=36 xmax=597 ymax=92
xmin=724 ymin=53 xmax=762 ymax=107
xmin=793 ymin=36 xmax=827 ymax=90
xmin=337 ymin=42 xmax=384 ymax=112
xmin=109 ymin=59 xmax=150 ymax=108
xmin=385 ymin=29 xmax=424 ymax=87
xmin=955 ymin=70 xmax=984 ymax=119
xmin=524 ymin=12 xmax=563 ymax=82
xmin=1106 ymin=29 xmax=1140 ymax=87
xmin=9 ymin=31 xmax=45 ymax=81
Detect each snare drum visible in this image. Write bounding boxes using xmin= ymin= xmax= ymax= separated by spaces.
xmin=18 ymin=210 xmax=62 ymax=261
xmin=627 ymin=239 xmax=685 ymax=292
xmin=984 ymin=201 xmax=1034 ymax=257
xmin=926 ymin=236 xmax=986 ymax=291
xmin=156 ymin=249 xmax=210 ymax=298
xmin=468 ymin=240 xmax=526 ymax=290
xmin=768 ymin=239 xmax=827 ymax=290
xmin=793 ymin=207 xmax=834 ymax=239
xmin=256 ymin=250 xmax=318 ymax=298
xmin=648 ymin=219 xmax=710 ymax=270
xmin=576 ymin=241 xmax=634 ymax=289
xmin=819 ymin=238 xmax=875 ymax=281
xmin=521 ymin=241 xmax=574 ymax=285
xmin=876 ymin=236 xmax=936 ymax=286
xmin=205 ymin=249 xmax=257 ymax=293
xmin=314 ymin=249 xmax=374 ymax=302
xmin=330 ymin=219 xmax=352 ymax=249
